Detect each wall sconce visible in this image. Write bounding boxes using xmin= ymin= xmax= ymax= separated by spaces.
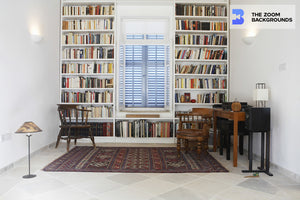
xmin=30 ymin=33 xmax=42 ymax=43
xmin=242 ymin=36 xmax=255 ymax=45
xmin=29 ymin=25 xmax=42 ymax=43
xmin=243 ymin=28 xmax=257 ymax=45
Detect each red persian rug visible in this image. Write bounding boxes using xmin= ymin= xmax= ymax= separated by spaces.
xmin=43 ymin=146 xmax=228 ymax=173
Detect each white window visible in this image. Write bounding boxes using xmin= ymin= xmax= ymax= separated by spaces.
xmin=119 ymin=19 xmax=170 ymax=111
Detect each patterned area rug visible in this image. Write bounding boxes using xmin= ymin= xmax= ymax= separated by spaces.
xmin=43 ymin=146 xmax=228 ymax=173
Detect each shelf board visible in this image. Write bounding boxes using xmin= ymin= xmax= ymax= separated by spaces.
xmin=62 ymin=59 xmax=114 ymax=61
xmin=115 ymin=118 xmax=173 ymax=120
xmin=59 ymin=103 xmax=114 ymax=105
xmin=69 ymin=117 xmax=114 ymax=120
xmin=175 ymin=16 xmax=227 ymax=21
xmin=175 ymin=1 xmax=227 ymax=6
xmin=175 ymin=103 xmax=215 ymax=106
xmin=175 ymin=30 xmax=227 ymax=34
xmin=62 ymin=44 xmax=114 ymax=47
xmin=62 ymin=30 xmax=114 ymax=33
xmin=62 ymin=15 xmax=114 ymax=19
xmin=175 ymin=88 xmax=227 ymax=91
xmin=175 ymin=59 xmax=227 ymax=63
xmin=175 ymin=44 xmax=227 ymax=48
xmin=61 ymin=88 xmax=114 ymax=91
xmin=61 ymin=73 xmax=114 ymax=76
xmin=175 ymin=74 xmax=227 ymax=77
xmin=62 ymin=1 xmax=115 ymax=5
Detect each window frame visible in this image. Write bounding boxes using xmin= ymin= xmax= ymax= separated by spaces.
xmin=118 ymin=17 xmax=171 ymax=112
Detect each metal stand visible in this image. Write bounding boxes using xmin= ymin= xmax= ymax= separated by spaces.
xmin=23 ymin=134 xmax=36 ymax=179
xmin=242 ymin=131 xmax=273 ymax=176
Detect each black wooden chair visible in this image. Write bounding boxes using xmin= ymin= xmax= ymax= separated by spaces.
xmin=214 ymin=103 xmax=249 ymax=160
xmin=56 ymin=104 xmax=96 ymax=151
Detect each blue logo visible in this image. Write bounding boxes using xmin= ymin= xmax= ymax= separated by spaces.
xmin=232 ymin=9 xmax=244 ymax=25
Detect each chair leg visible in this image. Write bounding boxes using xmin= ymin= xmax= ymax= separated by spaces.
xmin=239 ymin=135 xmax=244 ymax=155
xmin=55 ymin=128 xmax=63 ymax=148
xmin=197 ymin=141 xmax=201 ymax=156
xmin=184 ymin=139 xmax=189 ymax=153
xmin=67 ymin=128 xmax=71 ymax=152
xmin=89 ymin=127 xmax=96 ymax=148
xmin=226 ymin=133 xmax=230 ymax=160
xmin=219 ymin=131 xmax=224 ymax=155
xmin=74 ymin=129 xmax=78 ymax=145
xmin=177 ymin=138 xmax=181 ymax=158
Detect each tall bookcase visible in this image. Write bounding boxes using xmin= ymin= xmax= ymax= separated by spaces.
xmin=60 ymin=0 xmax=116 ymax=139
xmin=174 ymin=0 xmax=229 ymax=115
xmin=59 ymin=0 xmax=229 ymax=143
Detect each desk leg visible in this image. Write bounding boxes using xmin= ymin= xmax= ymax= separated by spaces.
xmin=233 ymin=113 xmax=238 ymax=167
xmin=266 ymin=131 xmax=272 ymax=175
xmin=213 ymin=114 xmax=217 ymax=152
xmin=249 ymin=132 xmax=253 ymax=170
xmin=260 ymin=132 xmax=265 ymax=170
xmin=242 ymin=131 xmax=273 ymax=176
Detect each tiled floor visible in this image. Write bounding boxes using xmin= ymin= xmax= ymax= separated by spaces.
xmin=0 ymin=143 xmax=300 ymax=200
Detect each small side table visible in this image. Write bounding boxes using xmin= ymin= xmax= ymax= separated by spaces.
xmin=242 ymin=107 xmax=273 ymax=176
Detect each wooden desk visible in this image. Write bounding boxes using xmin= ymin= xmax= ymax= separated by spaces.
xmin=213 ymin=109 xmax=245 ymax=167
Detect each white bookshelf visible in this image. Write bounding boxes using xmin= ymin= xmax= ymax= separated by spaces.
xmin=59 ymin=0 xmax=229 ymax=143
xmin=60 ymin=0 xmax=116 ymax=138
xmin=174 ymin=0 xmax=229 ymax=113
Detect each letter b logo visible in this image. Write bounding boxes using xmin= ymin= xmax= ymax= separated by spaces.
xmin=232 ymin=9 xmax=244 ymax=25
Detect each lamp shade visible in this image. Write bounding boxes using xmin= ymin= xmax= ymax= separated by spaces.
xmin=253 ymin=89 xmax=269 ymax=101
xmin=15 ymin=121 xmax=42 ymax=133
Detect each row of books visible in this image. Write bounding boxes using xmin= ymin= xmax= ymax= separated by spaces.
xmin=86 ymin=105 xmax=113 ymax=118
xmin=61 ymin=77 xmax=113 ymax=88
xmin=175 ymin=78 xmax=227 ymax=89
xmin=63 ymin=47 xmax=114 ymax=59
xmin=61 ymin=122 xmax=113 ymax=137
xmin=62 ymin=33 xmax=114 ymax=45
xmin=115 ymin=120 xmax=173 ymax=138
xmin=61 ymin=63 xmax=114 ymax=74
xmin=61 ymin=90 xmax=113 ymax=103
xmin=175 ymin=64 xmax=227 ymax=75
xmin=176 ymin=20 xmax=227 ymax=31
xmin=66 ymin=105 xmax=113 ymax=118
xmin=175 ymin=34 xmax=227 ymax=45
xmin=62 ymin=19 xmax=114 ymax=30
xmin=92 ymin=122 xmax=113 ymax=136
xmin=62 ymin=5 xmax=115 ymax=16
xmin=175 ymin=48 xmax=227 ymax=60
xmin=175 ymin=92 xmax=226 ymax=103
xmin=175 ymin=4 xmax=227 ymax=17
xmin=197 ymin=92 xmax=227 ymax=103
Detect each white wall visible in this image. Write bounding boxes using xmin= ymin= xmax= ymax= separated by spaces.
xmin=230 ymin=0 xmax=300 ymax=176
xmin=0 ymin=0 xmax=60 ymax=169
xmin=0 ymin=0 xmax=299 ymax=179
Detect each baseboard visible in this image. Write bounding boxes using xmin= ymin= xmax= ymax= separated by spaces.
xmin=0 ymin=142 xmax=56 ymax=175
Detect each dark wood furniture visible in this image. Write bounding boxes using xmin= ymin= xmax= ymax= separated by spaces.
xmin=56 ymin=104 xmax=96 ymax=151
xmin=242 ymin=107 xmax=272 ymax=176
xmin=218 ymin=120 xmax=249 ymax=160
xmin=213 ymin=108 xmax=245 ymax=167
xmin=176 ymin=108 xmax=213 ymax=157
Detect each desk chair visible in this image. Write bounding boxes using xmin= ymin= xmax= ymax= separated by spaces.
xmin=176 ymin=108 xmax=213 ymax=157
xmin=214 ymin=103 xmax=249 ymax=160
